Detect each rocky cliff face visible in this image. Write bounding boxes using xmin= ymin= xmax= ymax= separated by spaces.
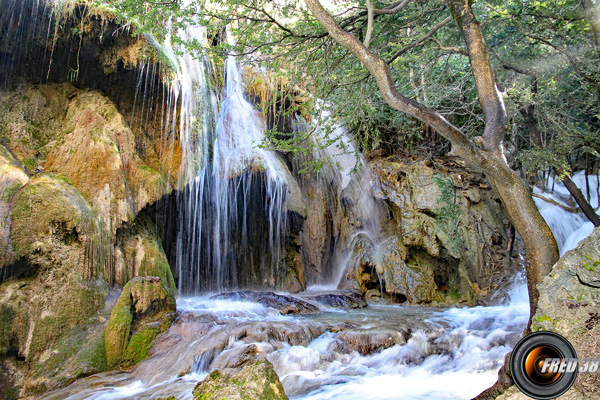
xmin=0 ymin=83 xmax=177 ymax=395
xmin=0 ymin=3 xmax=178 ymax=395
xmin=335 ymin=157 xmax=517 ymax=305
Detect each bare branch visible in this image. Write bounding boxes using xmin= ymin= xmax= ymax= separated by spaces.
xmin=386 ymin=16 xmax=453 ymax=64
xmin=532 ymin=193 xmax=578 ymax=213
xmin=374 ymin=0 xmax=412 ymax=15
xmin=364 ymin=0 xmax=374 ymax=48
xmin=430 ymin=37 xmax=468 ymax=56
xmin=489 ymin=48 xmax=532 ymax=76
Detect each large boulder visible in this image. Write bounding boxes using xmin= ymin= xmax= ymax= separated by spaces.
xmin=193 ymin=358 xmax=288 ymax=400
xmin=105 ymin=276 xmax=176 ymax=369
xmin=494 ymin=228 xmax=600 ymax=400
xmin=367 ymin=158 xmax=512 ymax=304
xmin=527 ymin=227 xmax=600 ymax=399
xmin=338 ymin=233 xmax=444 ymax=304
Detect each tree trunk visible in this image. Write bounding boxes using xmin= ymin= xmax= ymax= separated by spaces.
xmin=301 ymin=2 xmax=562 ymax=397
xmin=301 ymin=0 xmax=560 ymax=311
xmin=560 ymin=173 xmax=600 ymax=227
xmin=487 ymin=162 xmax=558 ymax=317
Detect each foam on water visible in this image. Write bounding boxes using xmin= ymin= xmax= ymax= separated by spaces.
xmin=267 ymin=277 xmax=530 ymax=400
xmin=176 ymin=296 xmax=286 ymax=320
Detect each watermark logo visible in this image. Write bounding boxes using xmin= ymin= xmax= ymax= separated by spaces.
xmin=510 ymin=331 xmax=597 ymax=399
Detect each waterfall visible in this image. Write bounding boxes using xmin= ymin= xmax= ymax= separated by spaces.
xmin=293 ymin=108 xmax=389 ymax=288
xmin=156 ymin=26 xmax=291 ymax=294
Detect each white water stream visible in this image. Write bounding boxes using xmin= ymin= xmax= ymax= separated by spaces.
xmin=533 ymin=171 xmax=598 ymax=255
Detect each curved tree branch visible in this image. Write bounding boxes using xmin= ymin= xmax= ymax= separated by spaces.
xmin=302 ymin=0 xmax=482 ymax=166
xmin=301 ymin=0 xmax=560 ymax=352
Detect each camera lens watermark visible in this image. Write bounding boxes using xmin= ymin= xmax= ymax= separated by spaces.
xmin=510 ymin=331 xmax=597 ymax=399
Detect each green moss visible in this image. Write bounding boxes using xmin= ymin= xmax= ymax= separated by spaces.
xmin=536 ymin=314 xmax=552 ymax=323
xmin=0 ymin=305 xmax=15 ymax=356
xmin=123 ymin=323 xmax=161 ymax=365
xmin=10 ymin=176 xmax=92 ymax=257
xmin=105 ymin=278 xmax=174 ymax=368
xmin=29 ymin=315 xmax=69 ymax=360
xmin=141 ymin=164 xmax=159 ymax=174
xmin=132 ymin=217 xmax=176 ymax=293
xmin=104 ymin=285 xmax=133 ymax=369
xmin=70 ymin=329 xmax=108 ymax=376
xmin=1 ymin=180 xmax=23 ymax=202
xmin=22 ymin=157 xmax=38 ymax=171
xmin=193 ymin=359 xmax=288 ymax=400
xmin=48 ymin=173 xmax=73 ymax=186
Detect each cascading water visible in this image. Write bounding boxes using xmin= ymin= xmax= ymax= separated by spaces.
xmin=40 ymin=274 xmax=531 ymax=400
xmin=6 ymin=2 xmax=599 ymax=399
xmin=533 ymin=171 xmax=598 ymax=255
xmin=292 ymin=109 xmax=389 ymax=288
xmin=158 ymin=25 xmax=291 ymax=293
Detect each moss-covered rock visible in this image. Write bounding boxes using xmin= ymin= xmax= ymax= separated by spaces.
xmin=528 ymin=227 xmax=600 ymax=398
xmin=105 ymin=285 xmax=133 ymax=369
xmin=104 ymin=276 xmax=176 ymax=369
xmin=0 ymin=144 xmax=29 ymax=270
xmin=10 ymin=175 xmax=96 ymax=262
xmin=0 ymin=83 xmax=173 ymax=239
xmin=380 ymin=236 xmax=444 ymax=304
xmin=117 ymin=216 xmax=176 ymax=291
xmin=338 ymin=233 xmax=443 ymax=304
xmin=0 ymin=9 xmax=178 ymax=397
xmin=44 ymin=88 xmax=170 ymax=232
xmin=369 ymin=158 xmax=513 ymax=304
xmin=193 ymin=358 xmax=288 ymax=400
xmin=30 ymin=318 xmax=109 ymax=393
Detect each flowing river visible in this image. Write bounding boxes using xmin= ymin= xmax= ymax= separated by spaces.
xmin=41 ymin=276 xmax=528 ymax=400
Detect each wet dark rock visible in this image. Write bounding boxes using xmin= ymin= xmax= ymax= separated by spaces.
xmin=307 ymin=292 xmax=368 ymax=309
xmin=210 ymin=291 xmax=319 ymax=315
xmin=336 ymin=328 xmax=410 ymax=355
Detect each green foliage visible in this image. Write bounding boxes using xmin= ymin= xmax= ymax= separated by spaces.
xmin=481 ymin=0 xmax=600 ymax=181
xmin=102 ymin=0 xmax=599 ymax=180
xmin=104 ymin=285 xmax=133 ymax=369
xmin=583 ymin=255 xmax=600 ymax=272
xmin=432 ymin=174 xmax=462 ymax=253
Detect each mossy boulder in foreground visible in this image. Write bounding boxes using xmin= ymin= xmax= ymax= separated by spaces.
xmin=193 ymin=358 xmax=288 ymax=400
